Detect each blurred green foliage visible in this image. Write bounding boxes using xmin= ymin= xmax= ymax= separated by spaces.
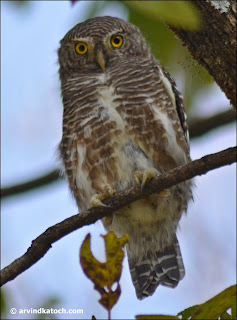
xmin=0 ymin=288 xmax=61 ymax=320
xmin=7 ymin=1 xmax=28 ymax=8
xmin=36 ymin=296 xmax=61 ymax=319
xmin=178 ymin=285 xmax=236 ymax=319
xmin=1 ymin=288 xmax=7 ymax=319
xmin=123 ymin=1 xmax=201 ymax=30
xmin=136 ymin=285 xmax=236 ymax=319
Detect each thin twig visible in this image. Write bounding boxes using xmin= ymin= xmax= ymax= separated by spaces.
xmin=1 ymin=169 xmax=62 ymax=198
xmin=189 ymin=109 xmax=236 ymax=138
xmin=1 ymin=146 xmax=236 ymax=287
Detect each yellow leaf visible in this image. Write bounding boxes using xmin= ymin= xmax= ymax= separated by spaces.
xmin=80 ymin=233 xmax=108 ymax=289
xmin=191 ymin=285 xmax=236 ymax=319
xmin=79 ymin=232 xmax=128 ymax=312
xmin=103 ymin=231 xmax=129 ymax=285
xmin=99 ymin=284 xmax=121 ymax=310
xmin=123 ymin=1 xmax=201 ymax=30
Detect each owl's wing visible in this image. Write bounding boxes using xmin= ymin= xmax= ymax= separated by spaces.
xmin=114 ymin=59 xmax=190 ymax=170
xmin=158 ymin=65 xmax=190 ymax=145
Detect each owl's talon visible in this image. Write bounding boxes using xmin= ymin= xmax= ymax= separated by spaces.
xmin=134 ymin=169 xmax=157 ymax=190
xmin=141 ymin=169 xmax=157 ymax=190
xmin=90 ymin=184 xmax=116 ymax=208
xmin=134 ymin=170 xmax=157 ymax=190
xmin=104 ymin=185 xmax=116 ymax=197
xmin=104 ymin=214 xmax=113 ymax=226
xmin=157 ymin=189 xmax=171 ymax=198
xmin=134 ymin=170 xmax=170 ymax=196
xmin=91 ymin=195 xmax=109 ymax=207
xmin=133 ymin=171 xmax=143 ymax=185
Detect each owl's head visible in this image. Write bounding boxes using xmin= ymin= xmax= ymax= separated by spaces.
xmin=58 ymin=16 xmax=151 ymax=79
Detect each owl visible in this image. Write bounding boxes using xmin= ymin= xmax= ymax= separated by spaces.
xmin=58 ymin=16 xmax=193 ymax=300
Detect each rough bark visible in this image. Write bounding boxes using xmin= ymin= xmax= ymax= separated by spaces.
xmin=169 ymin=0 xmax=236 ymax=109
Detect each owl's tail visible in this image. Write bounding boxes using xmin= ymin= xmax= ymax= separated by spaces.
xmin=127 ymin=239 xmax=185 ymax=300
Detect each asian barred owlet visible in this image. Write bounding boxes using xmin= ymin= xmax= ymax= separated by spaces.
xmin=58 ymin=16 xmax=193 ymax=300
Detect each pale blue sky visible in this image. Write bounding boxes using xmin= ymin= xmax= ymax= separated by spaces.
xmin=1 ymin=1 xmax=236 ymax=319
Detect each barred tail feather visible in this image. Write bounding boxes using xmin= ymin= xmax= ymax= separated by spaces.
xmin=128 ymin=240 xmax=185 ymax=300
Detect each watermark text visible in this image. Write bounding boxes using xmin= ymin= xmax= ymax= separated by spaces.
xmin=10 ymin=307 xmax=83 ymax=315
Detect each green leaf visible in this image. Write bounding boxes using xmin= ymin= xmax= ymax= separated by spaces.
xmin=183 ymin=285 xmax=236 ymax=319
xmin=123 ymin=1 xmax=201 ymax=30
xmin=136 ymin=315 xmax=179 ymax=320
xmin=220 ymin=311 xmax=231 ymax=319
xmin=178 ymin=304 xmax=200 ymax=319
xmin=0 ymin=289 xmax=7 ymax=317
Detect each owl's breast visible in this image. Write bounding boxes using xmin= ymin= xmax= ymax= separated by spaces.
xmin=60 ymin=59 xmax=190 ymax=211
xmin=61 ymin=72 xmax=145 ymax=209
xmin=104 ymin=59 xmax=189 ymax=169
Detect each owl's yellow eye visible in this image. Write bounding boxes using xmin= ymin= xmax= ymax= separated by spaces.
xmin=75 ymin=42 xmax=88 ymax=55
xmin=111 ymin=35 xmax=123 ymax=48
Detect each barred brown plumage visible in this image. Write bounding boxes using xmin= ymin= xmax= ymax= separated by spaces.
xmin=58 ymin=16 xmax=193 ymax=300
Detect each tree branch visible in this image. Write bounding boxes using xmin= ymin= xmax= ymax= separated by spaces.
xmin=188 ymin=109 xmax=236 ymax=138
xmin=168 ymin=0 xmax=236 ymax=108
xmin=1 ymin=146 xmax=236 ymax=287
xmin=1 ymin=169 xmax=62 ymax=198
xmin=1 ymin=109 xmax=235 ymax=199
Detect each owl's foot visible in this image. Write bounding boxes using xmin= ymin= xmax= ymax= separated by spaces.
xmin=157 ymin=189 xmax=171 ymax=198
xmin=133 ymin=169 xmax=156 ymax=190
xmin=90 ymin=184 xmax=116 ymax=207
xmin=133 ymin=169 xmax=171 ymax=198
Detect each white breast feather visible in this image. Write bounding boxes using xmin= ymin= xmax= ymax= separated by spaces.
xmin=152 ymin=105 xmax=187 ymax=165
xmin=159 ymin=68 xmax=176 ymax=108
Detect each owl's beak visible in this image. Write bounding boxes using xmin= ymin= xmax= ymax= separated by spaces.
xmin=96 ymin=49 xmax=106 ymax=72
